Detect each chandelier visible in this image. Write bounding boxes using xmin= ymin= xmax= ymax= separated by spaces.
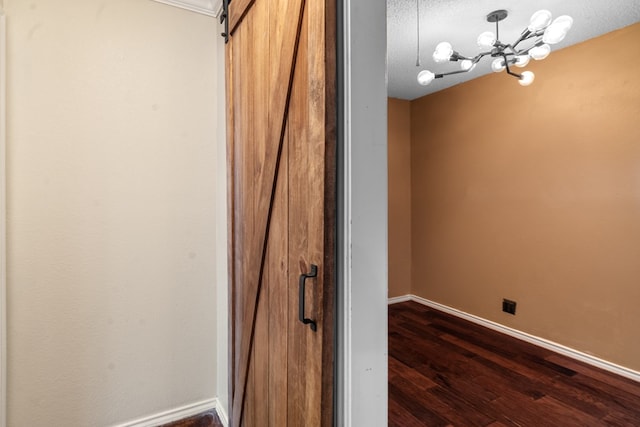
xmin=417 ymin=9 xmax=573 ymax=87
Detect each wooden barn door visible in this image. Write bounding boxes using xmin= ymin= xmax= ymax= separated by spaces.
xmin=224 ymin=0 xmax=336 ymax=426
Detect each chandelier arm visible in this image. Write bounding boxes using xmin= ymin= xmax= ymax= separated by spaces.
xmin=434 ymin=68 xmax=475 ymax=79
xmin=503 ymin=44 xmax=519 ymax=55
xmin=512 ymin=34 xmax=529 ymax=49
xmin=449 ymin=52 xmax=491 ymax=66
xmin=513 ymin=30 xmax=545 ymax=50
xmin=450 ymin=52 xmax=473 ymax=61
xmin=506 ymin=69 xmax=522 ymax=79
xmin=504 ymin=58 xmax=522 ymax=79
xmin=442 ymin=51 xmax=491 ymax=71
xmin=515 ymin=39 xmax=545 ymax=56
xmin=473 ymin=52 xmax=493 ymax=62
xmin=452 ymin=50 xmax=494 ymax=62
xmin=513 ymin=46 xmax=528 ymax=56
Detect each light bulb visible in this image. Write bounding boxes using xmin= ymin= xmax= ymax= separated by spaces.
xmin=491 ymin=58 xmax=505 ymax=73
xmin=543 ymin=15 xmax=573 ymax=44
xmin=515 ymin=55 xmax=530 ymax=68
xmin=477 ymin=31 xmax=496 ymax=48
xmin=530 ymin=44 xmax=551 ymax=60
xmin=460 ymin=60 xmax=474 ymax=71
xmin=528 ymin=10 xmax=552 ymax=31
xmin=519 ymin=71 xmax=535 ymax=86
xmin=553 ymin=15 xmax=574 ymax=32
xmin=433 ymin=42 xmax=453 ymax=63
xmin=417 ymin=70 xmax=435 ymax=86
xmin=543 ymin=26 xmax=566 ymax=44
xmin=543 ymin=27 xmax=564 ymax=44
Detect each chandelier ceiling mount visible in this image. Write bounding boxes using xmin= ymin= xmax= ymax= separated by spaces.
xmin=486 ymin=9 xmax=508 ymax=23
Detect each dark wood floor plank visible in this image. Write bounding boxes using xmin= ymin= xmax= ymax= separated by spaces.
xmin=389 ymin=301 xmax=640 ymax=426
xmin=601 ymin=409 xmax=640 ymax=427
xmin=423 ymin=383 xmax=496 ymax=426
xmin=545 ymin=354 xmax=640 ymax=399
xmin=161 ymin=410 xmax=224 ymax=427
xmin=388 ymin=398 xmax=431 ymax=427
xmin=389 ymin=381 xmax=451 ymax=427
xmin=394 ymin=322 xmax=549 ymax=404
xmin=488 ymin=395 xmax=561 ymax=427
xmin=535 ymin=395 xmax=604 ymax=426
xmin=554 ymin=373 xmax=640 ymax=422
xmin=389 ymin=355 xmax=439 ymax=390
xmin=438 ymin=331 xmax=632 ymax=420
xmin=441 ymin=332 xmax=566 ymax=385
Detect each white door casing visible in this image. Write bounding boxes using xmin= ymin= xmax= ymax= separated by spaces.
xmin=336 ymin=0 xmax=388 ymax=426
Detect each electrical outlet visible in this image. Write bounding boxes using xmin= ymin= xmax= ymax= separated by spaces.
xmin=502 ymin=299 xmax=517 ymax=315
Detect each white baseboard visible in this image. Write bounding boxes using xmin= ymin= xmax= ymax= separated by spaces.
xmin=387 ymin=295 xmax=411 ymax=305
xmin=112 ymin=397 xmax=228 ymax=427
xmin=390 ymin=294 xmax=640 ymax=383
xmin=215 ymin=398 xmax=229 ymax=427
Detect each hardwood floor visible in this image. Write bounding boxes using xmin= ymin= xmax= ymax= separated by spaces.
xmin=161 ymin=409 xmax=224 ymax=427
xmin=389 ymin=301 xmax=640 ymax=427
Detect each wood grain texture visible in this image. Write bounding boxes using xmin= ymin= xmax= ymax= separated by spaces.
xmin=160 ymin=410 xmax=224 ymax=427
xmin=389 ymin=301 xmax=640 ymax=426
xmin=319 ymin=0 xmax=337 ymax=424
xmin=228 ymin=0 xmax=254 ymax=35
xmin=285 ymin=0 xmax=336 ymax=423
xmin=225 ymin=0 xmax=336 ymax=424
xmin=228 ymin=0 xmax=304 ymax=423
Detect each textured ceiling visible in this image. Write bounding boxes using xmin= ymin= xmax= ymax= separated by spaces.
xmin=388 ymin=0 xmax=640 ymax=100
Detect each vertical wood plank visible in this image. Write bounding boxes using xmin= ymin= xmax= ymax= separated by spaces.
xmin=305 ymin=0 xmax=327 ymax=420
xmin=305 ymin=0 xmax=326 ymax=419
xmin=249 ymin=0 xmax=271 ymax=423
xmin=269 ymin=139 xmax=295 ymax=426
xmin=238 ymin=6 xmax=257 ymax=424
xmin=228 ymin=0 xmax=255 ymax=35
xmin=267 ymin=128 xmax=289 ymax=426
xmin=285 ymin=1 xmax=332 ymax=422
xmin=244 ymin=346 xmax=255 ymax=426
xmin=320 ymin=0 xmax=337 ymax=424
xmin=286 ymin=5 xmax=311 ymax=424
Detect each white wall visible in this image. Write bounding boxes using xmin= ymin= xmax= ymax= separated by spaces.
xmin=4 ymin=0 xmax=222 ymax=425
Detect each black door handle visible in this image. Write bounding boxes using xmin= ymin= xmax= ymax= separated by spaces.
xmin=299 ymin=264 xmax=318 ymax=332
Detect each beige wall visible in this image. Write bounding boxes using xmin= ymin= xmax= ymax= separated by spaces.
xmin=408 ymin=23 xmax=640 ymax=371
xmin=387 ymin=98 xmax=412 ymax=297
xmin=5 ymin=0 xmax=222 ymax=425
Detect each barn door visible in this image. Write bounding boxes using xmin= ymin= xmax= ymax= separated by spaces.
xmin=224 ymin=0 xmax=336 ymax=425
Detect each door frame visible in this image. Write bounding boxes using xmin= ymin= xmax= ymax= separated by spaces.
xmin=224 ymin=0 xmax=337 ymax=423
xmin=215 ymin=22 xmax=229 ymax=424
xmin=217 ymin=0 xmax=388 ymax=423
xmin=1 ymin=10 xmax=7 ymax=427
xmin=335 ymin=0 xmax=388 ymax=426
